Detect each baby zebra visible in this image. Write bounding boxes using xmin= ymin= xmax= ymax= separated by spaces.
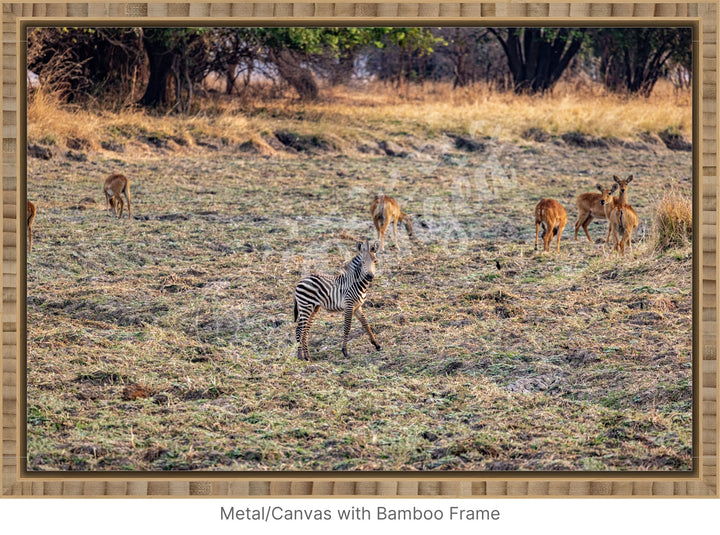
xmin=294 ymin=240 xmax=382 ymax=360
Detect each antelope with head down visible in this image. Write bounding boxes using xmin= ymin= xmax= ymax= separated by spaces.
xmin=103 ymin=173 xmax=132 ymax=219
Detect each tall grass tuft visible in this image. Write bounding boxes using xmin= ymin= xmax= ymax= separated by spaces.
xmin=651 ymin=189 xmax=692 ymax=251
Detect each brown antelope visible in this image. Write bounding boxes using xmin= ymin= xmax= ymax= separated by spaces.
xmin=534 ymin=198 xmax=567 ymax=252
xmin=574 ymin=175 xmax=633 ymax=242
xmin=27 ymin=200 xmax=36 ymax=252
xmin=370 ymin=195 xmax=413 ymax=251
xmin=599 ymin=184 xmax=619 ymax=244
xmin=103 ymin=173 xmax=131 ymax=219
xmin=599 ymin=187 xmax=638 ymax=255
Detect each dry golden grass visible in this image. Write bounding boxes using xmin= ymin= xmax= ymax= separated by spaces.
xmin=28 ymin=80 xmax=692 ymax=154
xmin=651 ymin=189 xmax=693 ymax=251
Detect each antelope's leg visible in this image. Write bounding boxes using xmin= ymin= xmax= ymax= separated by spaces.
xmin=544 ymin=225 xmax=553 ymax=252
xmin=125 ymin=183 xmax=132 ymax=219
xmin=581 ymin=215 xmax=594 ymax=242
xmin=556 ymin=224 xmax=564 ymax=252
xmin=573 ymin=211 xmax=586 ymax=240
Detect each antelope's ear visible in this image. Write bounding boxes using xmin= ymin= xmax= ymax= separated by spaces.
xmin=596 ymin=184 xmax=603 ymax=192
xmin=626 ymin=175 xmax=633 ymax=183
xmin=370 ymin=241 xmax=380 ymax=253
xmin=613 ymin=175 xmax=621 ymax=183
xmin=611 ymin=183 xmax=618 ymax=192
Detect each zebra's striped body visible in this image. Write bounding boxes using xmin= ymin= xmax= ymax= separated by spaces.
xmin=293 ymin=241 xmax=382 ymax=359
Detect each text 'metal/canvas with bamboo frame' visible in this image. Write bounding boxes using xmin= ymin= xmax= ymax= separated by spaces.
xmin=1 ymin=1 xmax=718 ymax=497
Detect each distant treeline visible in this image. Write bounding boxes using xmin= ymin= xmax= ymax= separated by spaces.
xmin=27 ymin=27 xmax=692 ymax=110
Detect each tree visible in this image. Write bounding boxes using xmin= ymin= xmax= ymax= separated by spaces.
xmin=256 ymin=28 xmax=393 ymax=99
xmin=138 ymin=28 xmax=206 ymax=111
xmin=363 ymin=28 xmax=444 ymax=87
xmin=593 ymin=28 xmax=692 ymax=97
xmin=205 ymin=28 xmax=261 ymax=95
xmin=27 ymin=27 xmax=144 ymax=106
xmin=489 ymin=27 xmax=586 ymax=94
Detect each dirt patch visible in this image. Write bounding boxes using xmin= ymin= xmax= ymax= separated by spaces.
xmin=561 ymin=132 xmax=610 ymax=148
xmin=122 ymin=383 xmax=153 ymax=400
xmin=658 ymin=129 xmax=692 ymax=151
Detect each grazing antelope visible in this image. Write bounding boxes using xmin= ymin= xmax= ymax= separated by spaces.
xmin=574 ymin=175 xmax=633 ymax=242
xmin=27 ymin=200 xmax=36 ymax=252
xmin=293 ymin=240 xmax=382 ymax=360
xmin=103 ymin=173 xmax=131 ymax=219
xmin=534 ymin=198 xmax=567 ymax=252
xmin=370 ymin=195 xmax=413 ymax=251
xmin=599 ymin=187 xmax=638 ymax=255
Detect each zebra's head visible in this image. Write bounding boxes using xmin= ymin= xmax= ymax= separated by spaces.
xmin=357 ymin=240 xmax=380 ymax=274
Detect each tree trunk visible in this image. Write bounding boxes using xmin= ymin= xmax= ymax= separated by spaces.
xmin=491 ymin=28 xmax=584 ymax=94
xmin=139 ymin=34 xmax=175 ymax=107
xmin=269 ymin=49 xmax=319 ymax=100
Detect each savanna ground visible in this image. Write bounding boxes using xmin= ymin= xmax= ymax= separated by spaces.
xmin=26 ymin=82 xmax=692 ymax=471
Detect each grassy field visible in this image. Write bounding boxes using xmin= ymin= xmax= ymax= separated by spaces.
xmin=26 ymin=83 xmax=692 ymax=471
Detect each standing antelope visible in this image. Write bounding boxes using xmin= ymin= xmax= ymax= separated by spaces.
xmin=574 ymin=175 xmax=633 ymax=242
xmin=27 ymin=200 xmax=36 ymax=252
xmin=103 ymin=173 xmax=131 ymax=219
xmin=370 ymin=195 xmax=413 ymax=251
xmin=599 ymin=187 xmax=638 ymax=255
xmin=534 ymin=198 xmax=567 ymax=252
xmin=293 ymin=240 xmax=382 ymax=360
xmin=599 ymin=184 xmax=619 ymax=244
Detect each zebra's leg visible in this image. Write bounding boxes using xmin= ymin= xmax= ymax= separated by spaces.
xmin=295 ymin=307 xmax=307 ymax=359
xmin=297 ymin=305 xmax=319 ymax=359
xmin=355 ymin=307 xmax=381 ymax=351
xmin=301 ymin=306 xmax=320 ymax=359
xmin=341 ymin=306 xmax=354 ymax=358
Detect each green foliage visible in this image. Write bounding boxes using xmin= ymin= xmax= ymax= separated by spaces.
xmin=592 ymin=28 xmax=692 ymax=96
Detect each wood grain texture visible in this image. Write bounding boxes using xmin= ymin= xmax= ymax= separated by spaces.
xmin=1 ymin=1 xmax=718 ymax=497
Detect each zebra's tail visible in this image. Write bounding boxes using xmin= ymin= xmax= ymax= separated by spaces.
xmin=293 ymin=297 xmax=298 ymax=322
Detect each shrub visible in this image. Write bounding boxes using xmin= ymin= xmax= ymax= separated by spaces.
xmin=651 ymin=189 xmax=692 ymax=250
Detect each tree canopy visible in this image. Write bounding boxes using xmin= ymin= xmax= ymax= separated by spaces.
xmin=26 ymin=26 xmax=693 ymax=110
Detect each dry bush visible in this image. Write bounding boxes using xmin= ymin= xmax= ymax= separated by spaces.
xmin=651 ymin=189 xmax=692 ymax=251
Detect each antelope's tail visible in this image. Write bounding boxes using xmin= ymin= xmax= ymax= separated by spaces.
xmin=373 ymin=196 xmax=385 ymax=225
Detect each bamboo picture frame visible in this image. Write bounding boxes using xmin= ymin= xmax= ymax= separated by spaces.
xmin=1 ymin=1 xmax=717 ymax=497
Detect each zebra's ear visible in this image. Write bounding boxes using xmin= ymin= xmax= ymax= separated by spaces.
xmin=357 ymin=241 xmax=366 ymax=252
xmin=370 ymin=241 xmax=380 ymax=253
